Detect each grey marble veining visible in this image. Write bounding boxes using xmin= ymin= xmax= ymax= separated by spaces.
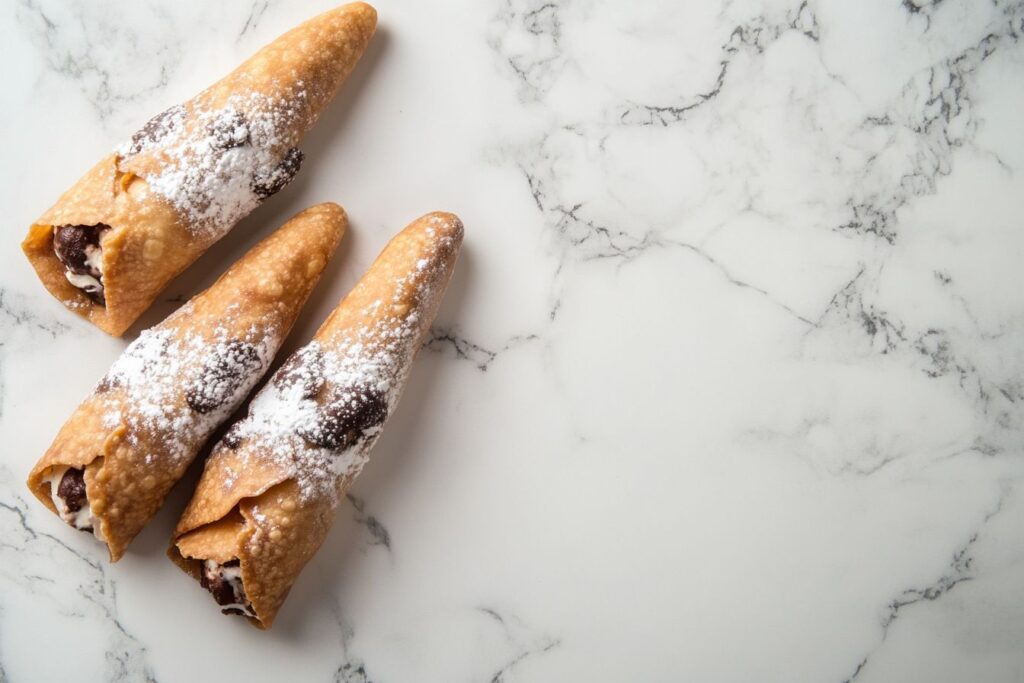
xmin=2 ymin=0 xmax=1023 ymax=681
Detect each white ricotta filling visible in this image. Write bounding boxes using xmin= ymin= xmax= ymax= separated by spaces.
xmin=84 ymin=244 xmax=104 ymax=275
xmin=43 ymin=467 xmax=105 ymax=542
xmin=204 ymin=560 xmax=256 ymax=617
xmin=64 ymin=270 xmax=102 ymax=291
xmin=61 ymin=243 xmax=105 ymax=294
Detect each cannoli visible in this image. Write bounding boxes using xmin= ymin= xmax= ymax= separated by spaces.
xmin=169 ymin=212 xmax=464 ymax=628
xmin=27 ymin=203 xmax=347 ymax=561
xmin=21 ymin=3 xmax=377 ymax=336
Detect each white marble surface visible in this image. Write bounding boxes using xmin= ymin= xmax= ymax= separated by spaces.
xmin=2 ymin=0 xmax=1024 ymax=680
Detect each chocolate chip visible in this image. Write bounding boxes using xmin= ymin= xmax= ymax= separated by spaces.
xmin=251 ymin=147 xmax=304 ymax=199
xmin=95 ymin=374 xmax=117 ymax=393
xmin=208 ymin=109 xmax=250 ymax=149
xmin=199 ymin=560 xmax=241 ymax=607
xmin=186 ymin=341 xmax=262 ymax=414
xmin=53 ymin=224 xmax=110 ymax=305
xmin=274 ymin=346 xmax=325 ymax=400
xmin=57 ymin=468 xmax=88 ymax=514
xmin=221 ymin=425 xmax=243 ymax=449
xmin=127 ymin=104 xmax=185 ymax=155
xmin=53 ymin=225 xmax=105 ymax=276
xmin=53 ymin=226 xmax=90 ymax=272
xmin=298 ymin=387 xmax=388 ymax=451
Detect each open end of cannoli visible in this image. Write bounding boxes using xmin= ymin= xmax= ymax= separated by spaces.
xmin=52 ymin=224 xmax=111 ymax=305
xmin=171 ymin=477 xmax=336 ymax=630
xmin=21 ymin=152 xmax=189 ymax=336
xmin=171 ymin=508 xmax=263 ymax=624
xmin=41 ymin=466 xmax=106 ymax=542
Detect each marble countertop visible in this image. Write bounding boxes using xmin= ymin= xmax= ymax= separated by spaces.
xmin=2 ymin=0 xmax=1024 ymax=681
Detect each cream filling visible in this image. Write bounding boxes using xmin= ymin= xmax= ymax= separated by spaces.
xmin=84 ymin=244 xmax=104 ymax=274
xmin=64 ymin=271 xmax=102 ymax=291
xmin=62 ymin=244 xmax=104 ymax=293
xmin=205 ymin=560 xmax=256 ymax=616
xmin=43 ymin=467 xmax=105 ymax=542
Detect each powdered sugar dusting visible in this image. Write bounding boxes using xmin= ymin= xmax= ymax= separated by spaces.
xmin=224 ymin=332 xmax=410 ymax=503
xmin=99 ymin=303 xmax=280 ymax=467
xmin=216 ymin=231 xmax=458 ymax=504
xmin=118 ymin=90 xmax=309 ymax=243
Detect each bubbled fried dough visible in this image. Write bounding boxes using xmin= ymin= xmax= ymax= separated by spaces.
xmin=27 ymin=204 xmax=346 ymax=561
xmin=21 ymin=3 xmax=376 ymax=336
xmin=170 ymin=212 xmax=464 ymax=628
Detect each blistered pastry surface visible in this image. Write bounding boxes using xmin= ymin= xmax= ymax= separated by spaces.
xmin=23 ymin=156 xmax=189 ymax=336
xmin=27 ymin=204 xmax=345 ymax=560
xmin=21 ymin=3 xmax=375 ymax=335
xmin=172 ymin=211 xmax=463 ymax=627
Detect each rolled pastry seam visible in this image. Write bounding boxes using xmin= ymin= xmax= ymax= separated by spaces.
xmin=170 ymin=212 xmax=464 ymax=628
xmin=22 ymin=2 xmax=377 ymax=336
xmin=27 ymin=203 xmax=346 ymax=561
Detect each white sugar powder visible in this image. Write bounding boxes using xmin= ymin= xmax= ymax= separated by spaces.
xmin=228 ymin=331 xmax=410 ymax=503
xmin=216 ymin=232 xmax=457 ymax=504
xmin=100 ymin=304 xmax=279 ymax=467
xmin=118 ymin=91 xmax=309 ymax=243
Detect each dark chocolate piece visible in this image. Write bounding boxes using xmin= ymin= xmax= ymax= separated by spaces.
xmin=221 ymin=425 xmax=243 ymax=449
xmin=53 ymin=225 xmax=106 ymax=276
xmin=274 ymin=346 xmax=325 ymax=400
xmin=127 ymin=104 xmax=186 ymax=156
xmin=298 ymin=386 xmax=387 ymax=451
xmin=53 ymin=226 xmax=92 ymax=274
xmin=56 ymin=468 xmax=88 ymax=514
xmin=53 ymin=224 xmax=110 ymax=304
xmin=200 ymin=559 xmax=241 ymax=606
xmin=208 ymin=109 xmax=250 ymax=149
xmin=95 ymin=375 xmax=116 ymax=393
xmin=251 ymin=147 xmax=304 ymax=199
xmin=186 ymin=341 xmax=262 ymax=414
